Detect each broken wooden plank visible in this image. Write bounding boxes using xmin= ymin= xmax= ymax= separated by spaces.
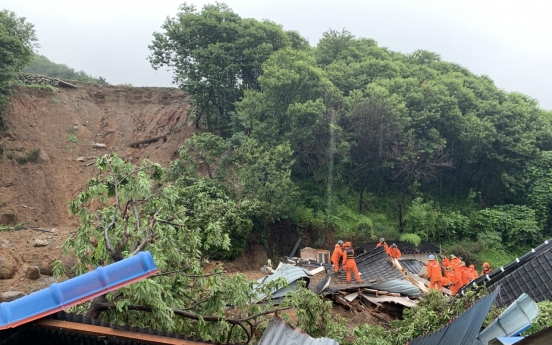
xmin=309 ymin=266 xmax=325 ymax=275
xmin=58 ymin=80 xmax=77 ymax=89
xmin=129 ymin=134 xmax=168 ymax=147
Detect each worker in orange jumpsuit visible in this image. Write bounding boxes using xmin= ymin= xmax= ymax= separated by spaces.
xmin=331 ymin=240 xmax=344 ymax=272
xmin=426 ymin=254 xmax=443 ymax=292
xmin=376 ymin=238 xmax=389 ymax=253
xmin=450 ymin=255 xmax=462 ymax=273
xmin=388 ymin=243 xmax=401 ymax=259
xmin=441 ymin=255 xmax=450 ymax=268
xmin=460 ymin=262 xmax=469 ymax=286
xmin=467 ymin=264 xmax=478 ymax=282
xmin=342 ymin=242 xmax=362 ymax=283
xmin=481 ymin=262 xmax=492 ymax=276
xmin=447 ymin=265 xmax=462 ymax=295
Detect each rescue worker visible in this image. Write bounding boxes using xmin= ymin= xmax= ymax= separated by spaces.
xmin=388 ymin=243 xmax=402 ymax=259
xmin=450 ymin=254 xmax=462 ymax=273
xmin=441 ymin=255 xmax=450 ymax=268
xmin=467 ymin=264 xmax=478 ymax=282
xmin=331 ymin=240 xmax=344 ymax=272
xmin=425 ymin=254 xmax=443 ymax=292
xmin=342 ymin=241 xmax=362 ymax=283
xmin=447 ymin=265 xmax=462 ymax=295
xmin=481 ymin=262 xmax=492 ymax=276
xmin=376 ymin=238 xmax=389 ymax=253
xmin=460 ymin=261 xmax=469 ymax=286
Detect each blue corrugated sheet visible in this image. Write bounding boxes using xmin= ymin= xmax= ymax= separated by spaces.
xmin=409 ymin=286 xmax=501 ymax=345
xmin=258 ymin=316 xmax=339 ymax=345
xmin=490 ymin=338 xmax=525 ymax=345
xmin=474 ymin=293 xmax=538 ymax=345
xmin=0 ymin=251 xmax=158 ymax=330
xmin=255 ymin=263 xmax=311 ymax=301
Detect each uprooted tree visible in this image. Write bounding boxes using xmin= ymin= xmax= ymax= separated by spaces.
xmin=56 ymin=153 xmax=346 ymax=343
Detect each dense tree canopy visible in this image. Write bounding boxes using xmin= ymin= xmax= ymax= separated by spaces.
xmin=24 ymin=54 xmax=108 ymax=84
xmin=0 ymin=9 xmax=37 ymax=123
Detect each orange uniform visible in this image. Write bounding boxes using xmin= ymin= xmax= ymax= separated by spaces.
xmin=331 ymin=244 xmax=343 ymax=272
xmin=342 ymin=242 xmax=362 ymax=283
xmin=460 ymin=265 xmax=469 ymax=286
xmin=467 ymin=265 xmax=478 ymax=281
xmin=481 ymin=268 xmax=492 ymax=276
xmin=448 ymin=269 xmax=462 ymax=295
xmin=442 ymin=257 xmax=450 ymax=268
xmin=450 ymin=257 xmax=461 ymax=273
xmin=376 ymin=242 xmax=389 ymax=253
xmin=389 ymin=247 xmax=402 ymax=259
xmin=426 ymin=258 xmax=443 ymax=291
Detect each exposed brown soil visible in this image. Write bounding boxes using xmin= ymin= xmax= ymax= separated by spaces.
xmin=0 ymin=82 xmax=195 ymax=293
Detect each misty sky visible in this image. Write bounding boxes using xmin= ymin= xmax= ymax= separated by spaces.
xmin=3 ymin=0 xmax=552 ymax=109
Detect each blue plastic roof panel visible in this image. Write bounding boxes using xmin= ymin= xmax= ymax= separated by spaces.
xmin=0 ymin=251 xmax=158 ymax=330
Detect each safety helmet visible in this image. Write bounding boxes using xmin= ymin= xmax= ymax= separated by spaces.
xmin=450 ymin=254 xmax=457 ymax=259
xmin=380 ymin=238 xmax=385 ymax=242
xmin=428 ymin=254 xmax=435 ymax=259
xmin=391 ymin=243 xmax=397 ymax=248
xmin=337 ymin=240 xmax=344 ymax=245
xmin=448 ymin=265 xmax=454 ymax=271
xmin=344 ymin=241 xmax=351 ymax=247
xmin=461 ymin=261 xmax=466 ymax=267
xmin=483 ymin=262 xmax=490 ymax=268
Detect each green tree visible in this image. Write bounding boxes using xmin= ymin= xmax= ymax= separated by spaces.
xmin=24 ymin=54 xmax=108 ymax=84
xmin=149 ymin=3 xmax=306 ymax=133
xmin=0 ymin=10 xmax=37 ymax=124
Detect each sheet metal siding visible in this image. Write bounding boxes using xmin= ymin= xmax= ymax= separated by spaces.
xmin=515 ymin=326 xmax=552 ymax=345
xmin=0 ymin=252 xmax=158 ymax=330
xmin=474 ymin=293 xmax=538 ymax=345
xmin=258 ymin=316 xmax=339 ymax=345
xmin=409 ymin=286 xmax=501 ymax=345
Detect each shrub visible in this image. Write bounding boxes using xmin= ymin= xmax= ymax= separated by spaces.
xmin=400 ymin=233 xmax=421 ymax=246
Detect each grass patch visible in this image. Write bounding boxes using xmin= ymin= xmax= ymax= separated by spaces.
xmin=25 ymin=83 xmax=56 ymax=92
xmin=67 ymin=134 xmax=77 ymax=143
xmin=50 ymin=96 xmax=59 ymax=104
xmin=5 ymin=148 xmax=40 ymax=164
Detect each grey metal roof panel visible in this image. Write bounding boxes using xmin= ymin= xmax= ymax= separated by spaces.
xmin=399 ymin=259 xmax=424 ymax=275
xmin=409 ymin=286 xmax=501 ymax=345
xmin=255 ymin=264 xmax=311 ymax=301
xmin=355 ymin=247 xmax=406 ymax=282
xmin=258 ymin=316 xmax=339 ymax=345
xmin=474 ymin=293 xmax=538 ymax=345
xmin=459 ymin=239 xmax=552 ymax=306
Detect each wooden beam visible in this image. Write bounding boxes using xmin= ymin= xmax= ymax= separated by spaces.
xmin=36 ymin=319 xmax=201 ymax=345
xmin=129 ymin=134 xmax=168 ymax=147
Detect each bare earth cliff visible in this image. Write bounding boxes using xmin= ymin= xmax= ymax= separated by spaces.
xmin=0 ymin=83 xmax=194 ymax=294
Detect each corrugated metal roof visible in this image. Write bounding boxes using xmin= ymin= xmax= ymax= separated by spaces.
xmin=258 ymin=316 xmax=338 ymax=345
xmin=399 ymin=259 xmax=424 ymax=275
xmin=459 ymin=238 xmax=552 ymax=308
xmin=0 ymin=251 xmax=158 ymax=330
xmin=409 ymin=286 xmax=501 ymax=345
xmin=255 ymin=264 xmax=311 ymax=301
xmin=474 ymin=293 xmax=538 ymax=345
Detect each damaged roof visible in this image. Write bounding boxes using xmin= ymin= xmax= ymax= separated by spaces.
xmin=459 ymin=238 xmax=552 ymax=308
xmin=258 ymin=316 xmax=338 ymax=345
xmin=255 ymin=263 xmax=311 ymax=302
xmin=399 ymin=259 xmax=424 ymax=275
xmin=409 ymin=286 xmax=501 ymax=345
xmin=360 ymin=240 xmax=440 ymax=254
